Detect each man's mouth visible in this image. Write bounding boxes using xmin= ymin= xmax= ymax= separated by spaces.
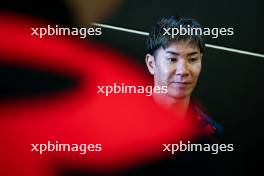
xmin=171 ymin=81 xmax=192 ymax=84
xmin=169 ymin=82 xmax=192 ymax=88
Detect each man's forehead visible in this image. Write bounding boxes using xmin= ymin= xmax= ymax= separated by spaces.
xmin=162 ymin=41 xmax=200 ymax=55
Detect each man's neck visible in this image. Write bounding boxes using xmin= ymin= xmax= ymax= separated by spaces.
xmin=153 ymin=93 xmax=190 ymax=118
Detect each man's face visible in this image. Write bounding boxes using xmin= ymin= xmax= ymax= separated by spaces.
xmin=146 ymin=41 xmax=202 ymax=99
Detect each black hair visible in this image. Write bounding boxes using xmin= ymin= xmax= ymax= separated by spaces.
xmin=146 ymin=16 xmax=205 ymax=56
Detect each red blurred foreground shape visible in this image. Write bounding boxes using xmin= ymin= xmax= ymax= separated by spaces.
xmin=0 ymin=13 xmax=201 ymax=176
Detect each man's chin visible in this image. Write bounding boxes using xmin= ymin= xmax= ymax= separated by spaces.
xmin=167 ymin=91 xmax=190 ymax=99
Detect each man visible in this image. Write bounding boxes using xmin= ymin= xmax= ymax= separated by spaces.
xmin=145 ymin=16 xmax=222 ymax=140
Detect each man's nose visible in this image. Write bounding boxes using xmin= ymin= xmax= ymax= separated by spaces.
xmin=175 ymin=60 xmax=189 ymax=77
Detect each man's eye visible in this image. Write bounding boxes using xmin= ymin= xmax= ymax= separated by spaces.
xmin=168 ymin=58 xmax=177 ymax=62
xmin=189 ymin=58 xmax=199 ymax=63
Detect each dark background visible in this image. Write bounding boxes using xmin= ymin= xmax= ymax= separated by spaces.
xmin=1 ymin=0 xmax=264 ymax=175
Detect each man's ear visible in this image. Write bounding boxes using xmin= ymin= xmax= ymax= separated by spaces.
xmin=145 ymin=54 xmax=156 ymax=75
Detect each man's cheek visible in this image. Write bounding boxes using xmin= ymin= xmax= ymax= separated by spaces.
xmin=195 ymin=63 xmax=202 ymax=75
xmin=154 ymin=70 xmax=167 ymax=85
xmin=191 ymin=65 xmax=201 ymax=82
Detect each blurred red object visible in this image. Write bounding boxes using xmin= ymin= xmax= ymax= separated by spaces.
xmin=0 ymin=12 xmax=200 ymax=176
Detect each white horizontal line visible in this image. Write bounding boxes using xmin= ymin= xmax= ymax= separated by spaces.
xmin=91 ymin=22 xmax=264 ymax=59
xmin=92 ymin=23 xmax=149 ymax=36
xmin=205 ymin=44 xmax=264 ymax=58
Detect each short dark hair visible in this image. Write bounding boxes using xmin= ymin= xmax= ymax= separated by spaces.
xmin=146 ymin=16 xmax=205 ymax=56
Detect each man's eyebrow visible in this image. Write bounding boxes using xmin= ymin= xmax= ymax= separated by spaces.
xmin=187 ymin=52 xmax=200 ymax=56
xmin=165 ymin=51 xmax=199 ymax=56
xmin=165 ymin=51 xmax=179 ymax=55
